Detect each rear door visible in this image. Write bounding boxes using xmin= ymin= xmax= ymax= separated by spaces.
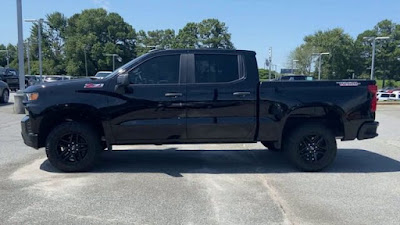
xmin=185 ymin=53 xmax=257 ymax=141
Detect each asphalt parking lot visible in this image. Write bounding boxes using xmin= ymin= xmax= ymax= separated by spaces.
xmin=0 ymin=94 xmax=399 ymax=225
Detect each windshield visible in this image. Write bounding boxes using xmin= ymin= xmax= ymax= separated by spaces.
xmin=46 ymin=77 xmax=63 ymax=81
xmin=95 ymin=72 xmax=111 ymax=78
xmin=104 ymin=53 xmax=150 ymax=79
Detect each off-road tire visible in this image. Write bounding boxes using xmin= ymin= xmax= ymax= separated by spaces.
xmin=283 ymin=123 xmax=337 ymax=172
xmin=46 ymin=122 xmax=102 ymax=172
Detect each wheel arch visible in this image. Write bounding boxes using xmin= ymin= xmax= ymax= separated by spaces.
xmin=38 ymin=104 xmax=106 ymax=148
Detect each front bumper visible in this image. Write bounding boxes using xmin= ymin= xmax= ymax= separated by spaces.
xmin=21 ymin=115 xmax=39 ymax=149
xmin=357 ymin=121 xmax=379 ymax=140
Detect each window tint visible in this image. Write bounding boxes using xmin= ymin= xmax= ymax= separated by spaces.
xmin=381 ymin=94 xmax=389 ymax=97
xmin=129 ymin=55 xmax=180 ymax=84
xmin=195 ymin=54 xmax=239 ymax=83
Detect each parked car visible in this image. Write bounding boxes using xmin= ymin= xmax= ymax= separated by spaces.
xmin=25 ymin=75 xmax=41 ymax=86
xmin=21 ymin=49 xmax=379 ymax=172
xmin=389 ymin=91 xmax=400 ymax=101
xmin=44 ymin=76 xmax=71 ymax=83
xmin=0 ymin=80 xmax=10 ymax=103
xmin=94 ymin=71 xmax=112 ymax=79
xmin=0 ymin=67 xmax=21 ymax=91
xmin=277 ymin=75 xmax=314 ymax=81
xmin=377 ymin=93 xmax=391 ymax=101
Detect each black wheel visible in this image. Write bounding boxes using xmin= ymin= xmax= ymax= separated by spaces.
xmin=0 ymin=89 xmax=9 ymax=103
xmin=46 ymin=122 xmax=101 ymax=172
xmin=283 ymin=123 xmax=337 ymax=172
xmin=261 ymin=142 xmax=281 ymax=152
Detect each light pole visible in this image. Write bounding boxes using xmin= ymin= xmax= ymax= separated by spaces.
xmin=312 ymin=53 xmax=330 ymax=80
xmin=363 ymin=36 xmax=390 ymax=80
xmin=291 ymin=59 xmax=299 ymax=74
xmin=0 ymin=50 xmax=9 ymax=68
xmin=84 ymin=46 xmax=89 ymax=77
xmin=268 ymin=47 xmax=272 ymax=80
xmin=104 ymin=53 xmax=122 ymax=71
xmin=26 ymin=40 xmax=31 ymax=75
xmin=25 ymin=18 xmax=46 ymax=83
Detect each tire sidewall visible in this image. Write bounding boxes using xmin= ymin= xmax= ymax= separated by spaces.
xmin=46 ymin=122 xmax=101 ymax=172
xmin=284 ymin=124 xmax=337 ymax=172
xmin=1 ymin=89 xmax=9 ymax=103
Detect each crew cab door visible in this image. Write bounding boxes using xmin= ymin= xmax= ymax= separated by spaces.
xmin=110 ymin=53 xmax=187 ymax=143
xmin=185 ymin=53 xmax=257 ymax=141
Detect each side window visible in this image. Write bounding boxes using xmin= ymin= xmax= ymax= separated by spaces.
xmin=195 ymin=54 xmax=240 ymax=83
xmin=129 ymin=55 xmax=180 ymax=84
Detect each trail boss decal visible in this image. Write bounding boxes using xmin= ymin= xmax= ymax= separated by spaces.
xmin=336 ymin=82 xmax=361 ymax=87
xmin=84 ymin=83 xmax=104 ymax=88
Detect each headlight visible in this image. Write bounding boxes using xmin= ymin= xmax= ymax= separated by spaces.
xmin=26 ymin=92 xmax=39 ymax=101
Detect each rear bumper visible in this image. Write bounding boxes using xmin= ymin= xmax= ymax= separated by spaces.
xmin=357 ymin=121 xmax=379 ymax=140
xmin=21 ymin=115 xmax=39 ymax=149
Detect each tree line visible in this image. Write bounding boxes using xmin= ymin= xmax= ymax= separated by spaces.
xmin=0 ymin=8 xmax=234 ymax=76
xmin=288 ymin=19 xmax=400 ymax=86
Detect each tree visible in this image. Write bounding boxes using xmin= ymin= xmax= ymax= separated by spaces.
xmin=287 ymin=44 xmax=314 ymax=75
xmin=64 ymin=9 xmax=136 ymax=76
xmin=175 ymin=22 xmax=199 ymax=48
xmin=136 ymin=29 xmax=176 ymax=56
xmin=259 ymin=68 xmax=279 ymax=80
xmin=198 ymin=19 xmax=234 ymax=49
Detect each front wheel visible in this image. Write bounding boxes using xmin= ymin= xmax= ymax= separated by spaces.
xmin=46 ymin=122 xmax=102 ymax=172
xmin=0 ymin=89 xmax=9 ymax=103
xmin=283 ymin=123 xmax=337 ymax=172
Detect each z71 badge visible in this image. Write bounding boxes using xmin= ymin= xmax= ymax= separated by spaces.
xmin=84 ymin=83 xmax=104 ymax=88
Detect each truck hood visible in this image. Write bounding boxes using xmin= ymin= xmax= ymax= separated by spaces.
xmin=24 ymin=78 xmax=103 ymax=93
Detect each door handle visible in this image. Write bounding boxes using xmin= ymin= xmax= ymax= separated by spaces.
xmin=233 ymin=92 xmax=251 ymax=97
xmin=165 ymin=92 xmax=183 ymax=98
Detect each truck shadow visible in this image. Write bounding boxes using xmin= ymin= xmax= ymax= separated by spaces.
xmin=40 ymin=148 xmax=400 ymax=175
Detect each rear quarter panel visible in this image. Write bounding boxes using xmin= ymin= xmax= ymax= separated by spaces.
xmin=258 ymin=80 xmax=376 ymax=141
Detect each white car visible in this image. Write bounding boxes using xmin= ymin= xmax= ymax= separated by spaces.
xmin=377 ymin=93 xmax=391 ymax=101
xmin=94 ymin=71 xmax=112 ymax=79
xmin=389 ymin=91 xmax=400 ymax=101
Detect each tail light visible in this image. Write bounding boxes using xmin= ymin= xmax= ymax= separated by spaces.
xmin=368 ymin=84 xmax=377 ymax=112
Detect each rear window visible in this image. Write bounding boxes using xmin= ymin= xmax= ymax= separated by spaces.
xmin=195 ymin=54 xmax=239 ymax=83
xmin=381 ymin=94 xmax=390 ymax=97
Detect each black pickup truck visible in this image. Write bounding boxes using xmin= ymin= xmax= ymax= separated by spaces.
xmin=21 ymin=49 xmax=379 ymax=172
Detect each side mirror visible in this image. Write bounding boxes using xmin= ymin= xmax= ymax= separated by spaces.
xmin=117 ymin=73 xmax=129 ymax=86
xmin=115 ymin=73 xmax=130 ymax=94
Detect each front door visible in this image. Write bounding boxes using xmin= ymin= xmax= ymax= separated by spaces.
xmin=110 ymin=54 xmax=187 ymax=143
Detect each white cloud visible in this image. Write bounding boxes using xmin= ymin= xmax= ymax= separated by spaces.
xmin=91 ymin=0 xmax=110 ymax=10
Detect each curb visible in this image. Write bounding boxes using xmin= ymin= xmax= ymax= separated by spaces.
xmin=377 ymin=102 xmax=400 ymax=105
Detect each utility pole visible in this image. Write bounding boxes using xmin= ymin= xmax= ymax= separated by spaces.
xmin=363 ymin=36 xmax=390 ymax=80
xmin=268 ymin=47 xmax=272 ymax=80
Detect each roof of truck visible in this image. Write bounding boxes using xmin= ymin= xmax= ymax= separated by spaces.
xmin=148 ymin=48 xmax=256 ymax=55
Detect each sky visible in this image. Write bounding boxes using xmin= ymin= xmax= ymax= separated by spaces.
xmin=1 ymin=0 xmax=400 ymax=70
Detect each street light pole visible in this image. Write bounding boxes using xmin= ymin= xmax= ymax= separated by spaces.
xmin=16 ymin=0 xmax=25 ymax=91
xmin=26 ymin=40 xmax=31 ymax=75
xmin=364 ymin=36 xmax=390 ymax=80
xmin=292 ymin=60 xmax=299 ymax=74
xmin=25 ymin=18 xmax=46 ymax=83
xmin=84 ymin=48 xmax=88 ymax=77
xmin=312 ymin=53 xmax=330 ymax=80
xmin=104 ymin=53 xmax=121 ymax=71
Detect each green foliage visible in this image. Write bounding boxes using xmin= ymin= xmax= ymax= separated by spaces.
xmin=289 ymin=20 xmax=400 ymax=82
xmin=0 ymin=9 xmax=234 ymax=76
xmin=259 ymin=68 xmax=279 ymax=80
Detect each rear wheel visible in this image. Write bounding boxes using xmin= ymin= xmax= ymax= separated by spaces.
xmin=46 ymin=122 xmax=101 ymax=172
xmin=0 ymin=89 xmax=9 ymax=103
xmin=283 ymin=123 xmax=337 ymax=172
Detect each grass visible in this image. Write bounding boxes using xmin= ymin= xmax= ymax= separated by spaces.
xmin=375 ymin=80 xmax=400 ymax=88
